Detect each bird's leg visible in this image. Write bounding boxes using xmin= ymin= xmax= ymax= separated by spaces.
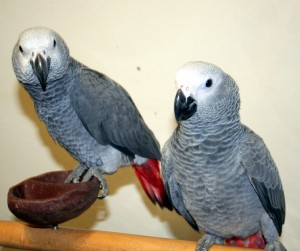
xmin=81 ymin=167 xmax=109 ymax=199
xmin=265 ymin=241 xmax=287 ymax=251
xmin=65 ymin=164 xmax=88 ymax=183
xmin=196 ymin=234 xmax=224 ymax=251
xmin=65 ymin=165 xmax=109 ymax=199
xmin=260 ymin=213 xmax=287 ymax=251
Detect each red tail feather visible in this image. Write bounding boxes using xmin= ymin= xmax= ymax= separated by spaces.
xmin=132 ymin=159 xmax=173 ymax=210
xmin=225 ymin=231 xmax=266 ymax=249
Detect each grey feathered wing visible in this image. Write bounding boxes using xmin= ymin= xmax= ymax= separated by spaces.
xmin=70 ymin=67 xmax=161 ymax=160
xmin=161 ymin=140 xmax=198 ymax=230
xmin=240 ymin=127 xmax=285 ymax=235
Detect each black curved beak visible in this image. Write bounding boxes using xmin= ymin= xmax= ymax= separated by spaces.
xmin=174 ymin=89 xmax=197 ymax=122
xmin=31 ymin=54 xmax=49 ymax=91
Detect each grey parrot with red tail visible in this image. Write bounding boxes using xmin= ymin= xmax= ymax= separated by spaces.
xmin=12 ymin=27 xmax=171 ymax=209
xmin=161 ymin=61 xmax=286 ymax=250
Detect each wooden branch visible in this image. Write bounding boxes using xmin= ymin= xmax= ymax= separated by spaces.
xmin=0 ymin=221 xmax=258 ymax=251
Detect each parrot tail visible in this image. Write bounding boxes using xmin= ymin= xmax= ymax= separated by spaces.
xmin=225 ymin=231 xmax=266 ymax=249
xmin=132 ymin=159 xmax=173 ymax=210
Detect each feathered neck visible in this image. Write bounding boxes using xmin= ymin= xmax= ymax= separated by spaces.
xmin=176 ymin=113 xmax=243 ymax=151
xmin=23 ymin=58 xmax=79 ymax=105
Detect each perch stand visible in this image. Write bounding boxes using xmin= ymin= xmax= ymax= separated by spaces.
xmin=0 ymin=221 xmax=259 ymax=251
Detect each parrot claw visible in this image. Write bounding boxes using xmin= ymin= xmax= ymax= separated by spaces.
xmin=196 ymin=234 xmax=224 ymax=251
xmin=84 ymin=167 xmax=109 ymax=199
xmin=265 ymin=241 xmax=287 ymax=251
xmin=65 ymin=165 xmax=88 ymax=183
xmin=65 ymin=165 xmax=109 ymax=199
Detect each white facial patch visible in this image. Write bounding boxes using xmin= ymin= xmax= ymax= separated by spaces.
xmin=175 ymin=67 xmax=201 ymax=97
xmin=175 ymin=61 xmax=224 ymax=100
xmin=175 ymin=66 xmax=209 ymax=98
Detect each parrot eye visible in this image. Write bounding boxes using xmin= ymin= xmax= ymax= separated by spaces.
xmin=205 ymin=79 xmax=213 ymax=88
xmin=19 ymin=45 xmax=24 ymax=53
xmin=53 ymin=39 xmax=57 ymax=48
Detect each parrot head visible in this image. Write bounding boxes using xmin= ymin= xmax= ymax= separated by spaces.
xmin=12 ymin=27 xmax=70 ymax=92
xmin=174 ymin=61 xmax=240 ymax=123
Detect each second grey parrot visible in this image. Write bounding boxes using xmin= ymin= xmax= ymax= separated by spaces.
xmin=162 ymin=61 xmax=286 ymax=251
xmin=12 ymin=27 xmax=172 ymax=209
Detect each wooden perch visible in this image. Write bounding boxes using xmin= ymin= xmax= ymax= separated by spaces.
xmin=0 ymin=221 xmax=259 ymax=251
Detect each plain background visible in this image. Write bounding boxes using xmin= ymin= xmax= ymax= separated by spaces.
xmin=0 ymin=1 xmax=299 ymax=250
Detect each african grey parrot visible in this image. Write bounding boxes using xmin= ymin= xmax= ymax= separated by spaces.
xmin=162 ymin=61 xmax=286 ymax=251
xmin=12 ymin=27 xmax=171 ymax=209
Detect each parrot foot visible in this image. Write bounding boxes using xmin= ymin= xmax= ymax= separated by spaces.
xmin=265 ymin=241 xmax=287 ymax=251
xmin=196 ymin=234 xmax=224 ymax=251
xmin=65 ymin=165 xmax=109 ymax=199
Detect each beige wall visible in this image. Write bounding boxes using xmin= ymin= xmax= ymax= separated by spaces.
xmin=0 ymin=1 xmax=299 ymax=250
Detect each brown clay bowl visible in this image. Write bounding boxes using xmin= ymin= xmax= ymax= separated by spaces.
xmin=7 ymin=170 xmax=100 ymax=227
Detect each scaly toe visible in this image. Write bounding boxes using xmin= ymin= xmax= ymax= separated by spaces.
xmin=196 ymin=234 xmax=224 ymax=251
xmin=81 ymin=167 xmax=109 ymax=199
xmin=65 ymin=166 xmax=109 ymax=199
xmin=265 ymin=240 xmax=287 ymax=251
xmin=65 ymin=165 xmax=88 ymax=183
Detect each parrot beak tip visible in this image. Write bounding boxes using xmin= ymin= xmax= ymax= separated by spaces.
xmin=31 ymin=54 xmax=50 ymax=91
xmin=174 ymin=89 xmax=197 ymax=122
